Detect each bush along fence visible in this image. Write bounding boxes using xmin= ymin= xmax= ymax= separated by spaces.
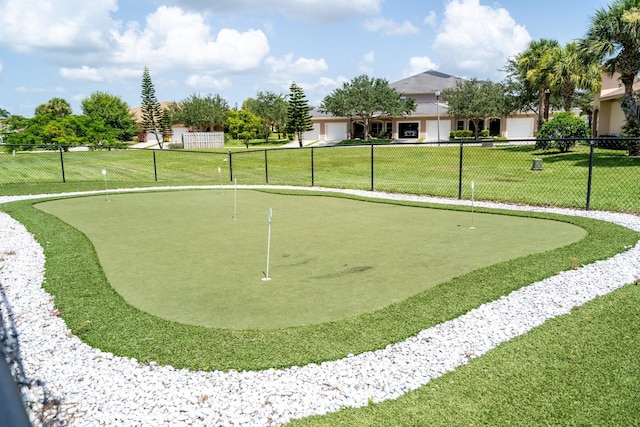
xmin=0 ymin=138 xmax=639 ymax=212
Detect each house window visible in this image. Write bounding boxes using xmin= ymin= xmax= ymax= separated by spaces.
xmin=371 ymin=122 xmax=383 ymax=137
xmin=399 ymin=122 xmax=419 ymax=139
xmin=469 ymin=119 xmax=485 ymax=133
xmin=456 ymin=120 xmax=465 ymax=130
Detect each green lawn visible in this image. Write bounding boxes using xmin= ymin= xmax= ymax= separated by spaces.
xmin=1 ymin=144 xmax=639 ymax=212
xmin=34 ymin=190 xmax=585 ymax=329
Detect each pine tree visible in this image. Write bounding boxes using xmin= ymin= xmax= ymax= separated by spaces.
xmin=141 ymin=67 xmax=163 ymax=148
xmin=286 ymin=82 xmax=313 ymax=147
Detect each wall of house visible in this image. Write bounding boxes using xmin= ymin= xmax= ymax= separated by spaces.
xmin=598 ymin=100 xmax=625 ymax=135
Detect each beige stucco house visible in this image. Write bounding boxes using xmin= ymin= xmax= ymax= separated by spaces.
xmin=593 ymin=71 xmax=640 ymax=136
xmin=306 ymin=70 xmax=538 ymax=142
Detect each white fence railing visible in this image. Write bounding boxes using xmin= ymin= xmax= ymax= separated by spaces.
xmin=182 ymin=132 xmax=224 ymax=149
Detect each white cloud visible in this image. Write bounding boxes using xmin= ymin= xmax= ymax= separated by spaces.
xmin=185 ymin=74 xmax=232 ymax=89
xmin=111 ymin=7 xmax=270 ymax=73
xmin=265 ymin=53 xmax=328 ymax=76
xmin=433 ymin=0 xmax=531 ymax=80
xmin=359 ymin=51 xmax=375 ymax=74
xmin=15 ymin=86 xmax=65 ymax=93
xmin=424 ymin=10 xmax=437 ymax=26
xmin=0 ymin=3 xmax=269 ymax=78
xmin=59 ymin=66 xmax=104 ymax=82
xmin=59 ymin=66 xmax=141 ymax=82
xmin=298 ymin=76 xmax=348 ymax=93
xmin=169 ymin=0 xmax=382 ymax=23
xmin=0 ymin=0 xmax=117 ymax=53
xmin=362 ymin=17 xmax=419 ymax=35
xmin=405 ymin=56 xmax=439 ymax=77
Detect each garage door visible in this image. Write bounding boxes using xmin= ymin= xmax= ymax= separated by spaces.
xmin=506 ymin=118 xmax=534 ymax=139
xmin=426 ymin=120 xmax=451 ymax=142
xmin=303 ymin=123 xmax=320 ymax=141
xmin=325 ymin=123 xmax=347 ymax=141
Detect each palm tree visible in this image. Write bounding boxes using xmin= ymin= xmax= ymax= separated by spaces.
xmin=580 ymin=0 xmax=640 ymax=154
xmin=548 ymin=42 xmax=602 ymax=112
xmin=0 ymin=107 xmax=9 ymax=119
xmin=35 ymin=97 xmax=72 ymax=118
xmin=513 ymin=38 xmax=560 ymax=129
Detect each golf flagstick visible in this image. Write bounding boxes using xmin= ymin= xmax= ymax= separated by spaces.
xmin=262 ymin=208 xmax=273 ymax=281
xmin=102 ymin=169 xmax=110 ymax=202
xmin=233 ymin=178 xmax=237 ymax=220
xmin=470 ymin=180 xmax=475 ymax=229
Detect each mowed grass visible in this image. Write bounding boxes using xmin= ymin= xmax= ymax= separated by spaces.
xmin=1 ymin=144 xmax=639 ymax=212
xmin=34 ymin=190 xmax=585 ymax=329
xmin=1 ymin=189 xmax=637 ymax=373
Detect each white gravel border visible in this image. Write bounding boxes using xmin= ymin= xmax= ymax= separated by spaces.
xmin=1 ymin=186 xmax=639 ymax=426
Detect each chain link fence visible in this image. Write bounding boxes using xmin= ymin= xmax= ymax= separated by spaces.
xmin=1 ymin=140 xmax=639 ymax=212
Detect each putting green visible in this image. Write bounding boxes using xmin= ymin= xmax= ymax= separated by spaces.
xmin=35 ymin=190 xmax=586 ymax=329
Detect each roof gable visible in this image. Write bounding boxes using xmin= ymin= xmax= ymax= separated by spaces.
xmin=389 ymin=70 xmax=464 ymax=95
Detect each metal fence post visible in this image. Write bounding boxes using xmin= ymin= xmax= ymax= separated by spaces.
xmin=586 ymin=139 xmax=595 ymax=211
xmin=264 ymin=149 xmax=269 ymax=184
xmin=311 ymin=147 xmax=315 ymax=187
xmin=59 ymin=146 xmax=66 ymax=183
xmin=458 ymin=141 xmax=464 ymax=199
xmin=152 ymin=150 xmax=158 ymax=181
xmin=370 ymin=144 xmax=375 ymax=191
xmin=228 ymin=150 xmax=233 ymax=181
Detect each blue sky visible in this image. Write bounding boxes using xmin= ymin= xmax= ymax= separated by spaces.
xmin=0 ymin=0 xmax=611 ymax=117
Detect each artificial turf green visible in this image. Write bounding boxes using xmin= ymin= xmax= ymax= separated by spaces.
xmin=289 ymin=283 xmax=640 ymax=426
xmin=33 ymin=190 xmax=585 ymax=329
xmin=1 ymin=189 xmax=637 ymax=372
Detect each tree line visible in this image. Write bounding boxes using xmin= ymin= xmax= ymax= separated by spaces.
xmin=2 ymin=0 xmax=640 ymax=155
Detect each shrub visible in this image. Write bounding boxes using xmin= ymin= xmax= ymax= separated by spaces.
xmin=597 ymin=135 xmax=628 ymax=150
xmin=536 ymin=112 xmax=589 ymax=152
xmin=620 ymin=122 xmax=640 ymax=156
xmin=449 ymin=130 xmax=474 ymax=140
xmin=480 ymin=129 xmax=490 ymax=138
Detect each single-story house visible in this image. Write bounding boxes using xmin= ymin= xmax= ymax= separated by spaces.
xmin=130 ymin=101 xmax=189 ymax=145
xmin=306 ymin=70 xmax=538 ymax=142
xmin=593 ymin=71 xmax=640 ymax=136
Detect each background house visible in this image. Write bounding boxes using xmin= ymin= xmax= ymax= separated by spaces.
xmin=308 ymin=70 xmax=537 ymax=142
xmin=594 ymin=71 xmax=640 ymax=136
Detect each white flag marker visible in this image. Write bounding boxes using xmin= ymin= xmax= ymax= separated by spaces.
xmin=262 ymin=208 xmax=273 ymax=281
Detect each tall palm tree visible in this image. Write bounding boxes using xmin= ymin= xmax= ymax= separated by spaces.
xmin=548 ymin=42 xmax=602 ymax=112
xmin=580 ymin=0 xmax=640 ymax=154
xmin=514 ymin=38 xmax=560 ymax=129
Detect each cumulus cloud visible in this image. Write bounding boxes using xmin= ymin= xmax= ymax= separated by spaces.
xmin=424 ymin=10 xmax=437 ymax=26
xmin=0 ymin=2 xmax=269 ymax=78
xmin=110 ymin=7 xmax=269 ymax=73
xmin=167 ymin=0 xmax=382 ymax=23
xmin=433 ymin=0 xmax=531 ymax=80
xmin=359 ymin=51 xmax=375 ymax=74
xmin=0 ymin=0 xmax=117 ymax=53
xmin=59 ymin=66 xmax=141 ymax=82
xmin=362 ymin=17 xmax=419 ymax=35
xmin=298 ymin=76 xmax=348 ymax=93
xmin=185 ymin=74 xmax=232 ymax=89
xmin=405 ymin=56 xmax=439 ymax=77
xmin=15 ymin=86 xmax=65 ymax=93
xmin=265 ymin=53 xmax=328 ymax=76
